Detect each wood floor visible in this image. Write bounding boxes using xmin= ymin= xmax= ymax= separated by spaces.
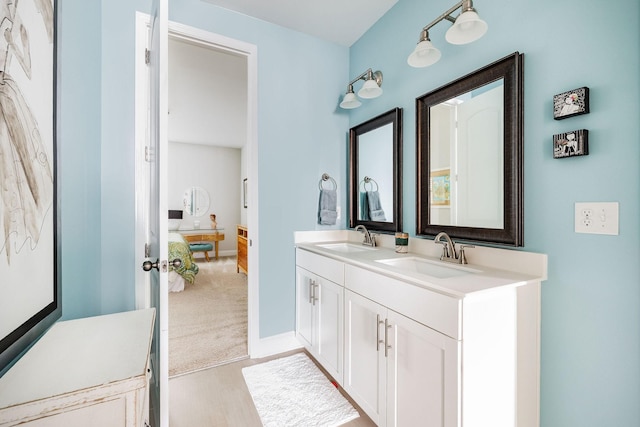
xmin=169 ymin=350 xmax=376 ymax=426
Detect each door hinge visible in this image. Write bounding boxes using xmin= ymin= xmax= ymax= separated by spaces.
xmin=145 ymin=146 xmax=154 ymax=162
xmin=145 ymin=48 xmax=150 ymax=65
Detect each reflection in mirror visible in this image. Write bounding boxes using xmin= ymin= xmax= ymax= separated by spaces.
xmin=417 ymin=52 xmax=523 ymax=246
xmin=349 ymin=108 xmax=402 ymax=233
xmin=430 ymin=80 xmax=504 ymax=229
xmin=183 ymin=186 xmax=210 ymax=217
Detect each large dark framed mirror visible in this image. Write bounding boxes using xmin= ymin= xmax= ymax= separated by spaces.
xmin=417 ymin=52 xmax=524 ymax=246
xmin=349 ymin=107 xmax=403 ymax=233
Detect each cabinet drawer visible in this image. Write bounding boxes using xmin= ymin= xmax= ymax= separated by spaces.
xmin=296 ymin=249 xmax=344 ymax=285
xmin=345 ymin=265 xmax=460 ymax=339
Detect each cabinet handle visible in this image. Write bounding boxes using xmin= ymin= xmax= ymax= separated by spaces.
xmin=384 ymin=318 xmax=392 ymax=358
xmin=309 ymin=280 xmax=319 ymax=305
xmin=313 ymin=282 xmax=319 ymax=305
xmin=376 ymin=315 xmax=385 ymax=351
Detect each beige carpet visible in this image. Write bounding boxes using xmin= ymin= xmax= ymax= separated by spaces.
xmin=169 ymin=256 xmax=248 ymax=377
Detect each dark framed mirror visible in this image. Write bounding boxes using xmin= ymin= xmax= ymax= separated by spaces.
xmin=349 ymin=107 xmax=403 ymax=233
xmin=417 ymin=52 xmax=524 ymax=246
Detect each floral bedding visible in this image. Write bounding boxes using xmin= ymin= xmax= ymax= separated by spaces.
xmin=168 ymin=232 xmax=198 ymax=285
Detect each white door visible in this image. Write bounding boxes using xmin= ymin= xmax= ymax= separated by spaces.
xmin=295 ymin=266 xmax=314 ymax=349
xmin=344 ymin=290 xmax=387 ymax=426
xmin=143 ymin=0 xmax=169 ymax=426
xmin=317 ymin=278 xmax=343 ymax=382
xmin=386 ymin=309 xmax=460 ymax=427
xmin=456 ymin=85 xmax=504 ymax=228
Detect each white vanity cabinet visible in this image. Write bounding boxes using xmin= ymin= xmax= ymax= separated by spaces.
xmin=294 ymin=237 xmax=544 ymax=427
xmin=295 ymin=249 xmax=344 ymax=383
xmin=344 ymin=262 xmax=541 ymax=427
xmin=344 ymin=289 xmax=459 ymax=427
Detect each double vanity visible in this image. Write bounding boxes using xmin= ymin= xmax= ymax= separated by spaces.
xmin=295 ymin=230 xmax=547 ymax=427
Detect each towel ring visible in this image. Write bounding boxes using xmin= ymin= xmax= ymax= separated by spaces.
xmin=319 ymin=173 xmax=337 ymax=191
xmin=359 ymin=176 xmax=379 ymax=192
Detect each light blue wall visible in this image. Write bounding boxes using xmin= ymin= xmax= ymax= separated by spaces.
xmin=58 ymin=0 xmax=639 ymax=424
xmin=169 ymin=0 xmax=350 ymax=336
xmin=58 ymin=0 xmax=104 ymax=319
xmin=59 ymin=0 xmax=349 ymax=338
xmin=348 ymin=0 xmax=640 ymax=425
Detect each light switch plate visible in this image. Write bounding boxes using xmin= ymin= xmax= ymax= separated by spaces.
xmin=575 ymin=202 xmax=619 ymax=235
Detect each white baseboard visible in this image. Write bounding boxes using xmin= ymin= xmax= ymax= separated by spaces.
xmin=249 ymin=331 xmax=303 ymax=359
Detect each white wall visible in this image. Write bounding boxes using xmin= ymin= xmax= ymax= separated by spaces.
xmin=168 ymin=141 xmax=241 ymax=254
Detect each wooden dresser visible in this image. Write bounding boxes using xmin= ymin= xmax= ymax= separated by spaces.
xmin=0 ymin=309 xmax=155 ymax=427
xmin=237 ymin=225 xmax=248 ymax=274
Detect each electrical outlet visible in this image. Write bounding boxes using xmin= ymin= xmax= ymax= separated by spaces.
xmin=575 ymin=202 xmax=619 ymax=235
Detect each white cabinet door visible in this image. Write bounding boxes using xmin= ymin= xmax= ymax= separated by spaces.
xmin=296 ymin=267 xmax=315 ymax=349
xmin=344 ymin=290 xmax=387 ymax=426
xmin=295 ymin=266 xmax=343 ymax=382
xmin=317 ymin=278 xmax=343 ymax=382
xmin=386 ymin=309 xmax=460 ymax=427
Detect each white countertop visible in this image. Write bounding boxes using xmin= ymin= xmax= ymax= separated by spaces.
xmin=295 ymin=233 xmax=547 ymax=298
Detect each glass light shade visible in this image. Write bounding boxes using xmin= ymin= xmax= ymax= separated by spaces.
xmin=407 ymin=40 xmax=442 ymax=68
xmin=340 ymin=91 xmax=362 ymax=109
xmin=445 ymin=10 xmax=488 ymax=44
xmin=357 ymin=79 xmax=383 ymax=99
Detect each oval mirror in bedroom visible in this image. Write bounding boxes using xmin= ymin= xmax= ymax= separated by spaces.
xmin=183 ymin=186 xmax=210 ymax=217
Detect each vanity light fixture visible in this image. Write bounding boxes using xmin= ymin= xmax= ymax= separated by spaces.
xmin=339 ymin=68 xmax=383 ymax=109
xmin=408 ymin=0 xmax=487 ymax=68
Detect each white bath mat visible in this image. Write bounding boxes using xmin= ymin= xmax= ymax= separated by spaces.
xmin=242 ymin=353 xmax=359 ymax=427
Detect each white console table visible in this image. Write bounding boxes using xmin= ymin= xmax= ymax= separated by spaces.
xmin=0 ymin=309 xmax=155 ymax=427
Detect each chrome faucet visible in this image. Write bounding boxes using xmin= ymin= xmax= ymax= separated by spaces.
xmin=434 ymin=232 xmax=474 ymax=264
xmin=355 ymin=225 xmax=376 ymax=247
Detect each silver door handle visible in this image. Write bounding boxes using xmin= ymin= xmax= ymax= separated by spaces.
xmin=142 ymin=259 xmax=159 ymax=271
xmin=142 ymin=258 xmax=181 ymax=271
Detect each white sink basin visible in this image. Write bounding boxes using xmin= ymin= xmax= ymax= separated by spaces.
xmin=317 ymin=242 xmax=377 ymax=253
xmin=375 ymin=256 xmax=479 ymax=279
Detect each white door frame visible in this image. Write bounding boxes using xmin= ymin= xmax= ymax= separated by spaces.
xmin=134 ymin=18 xmax=259 ymax=357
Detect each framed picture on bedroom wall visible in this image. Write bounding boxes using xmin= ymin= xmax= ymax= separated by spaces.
xmin=0 ymin=0 xmax=61 ymax=375
xmin=430 ymin=169 xmax=451 ymax=206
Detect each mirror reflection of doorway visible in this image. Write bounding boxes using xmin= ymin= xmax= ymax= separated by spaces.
xmin=166 ymin=34 xmax=249 ymax=377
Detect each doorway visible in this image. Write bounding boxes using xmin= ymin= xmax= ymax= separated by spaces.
xmin=134 ymin=16 xmax=259 ymax=377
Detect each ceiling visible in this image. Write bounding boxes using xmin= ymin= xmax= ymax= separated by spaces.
xmin=200 ymin=0 xmax=398 ymax=47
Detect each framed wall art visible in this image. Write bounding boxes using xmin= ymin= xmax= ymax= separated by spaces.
xmin=553 ymin=129 xmax=589 ymax=159
xmin=430 ymin=169 xmax=451 ymax=206
xmin=243 ymin=178 xmax=248 ymax=208
xmin=553 ymin=86 xmax=589 ymax=120
xmin=0 ymin=0 xmax=60 ymax=376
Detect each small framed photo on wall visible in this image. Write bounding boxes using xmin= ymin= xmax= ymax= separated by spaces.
xmin=553 ymin=87 xmax=589 ymax=120
xmin=553 ymin=129 xmax=589 ymax=159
